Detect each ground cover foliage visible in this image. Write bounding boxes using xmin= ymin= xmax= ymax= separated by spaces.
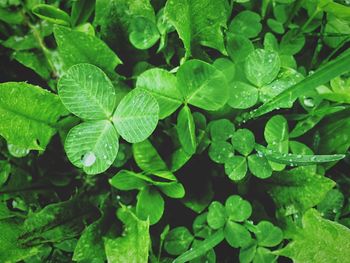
xmin=1 ymin=0 xmax=350 ymax=262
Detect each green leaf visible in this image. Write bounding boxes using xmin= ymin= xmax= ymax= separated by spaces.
xmin=247 ymin=51 xmax=350 ymax=120
xmin=158 ymin=182 xmax=185 ymax=199
xmin=244 ymin=49 xmax=281 ymax=87
xmin=164 ymin=227 xmax=194 ymax=255
xmin=136 ymin=186 xmax=164 ymax=225
xmin=227 ymin=81 xmax=259 ymax=109
xmin=239 ymin=240 xmax=257 ymax=263
xmin=254 ymin=247 xmax=276 ymax=263
xmin=64 ymin=120 xmax=119 ymax=175
xmin=224 ymin=156 xmax=248 ymax=181
xmin=0 ymin=82 xmax=67 ymax=150
xmin=228 ymin=11 xmax=262 ymax=38
xmin=113 ymin=89 xmax=159 ymax=143
xmin=129 ymin=16 xmax=160 ymax=49
xmin=259 ymin=68 xmax=304 ymax=107
xmin=164 ymin=0 xmax=228 ymax=57
xmin=280 ymin=30 xmax=305 ymax=55
xmin=208 ymin=141 xmax=234 ymax=164
xmin=225 ymin=195 xmax=252 ymax=222
xmin=73 ymin=220 xmax=106 ymax=262
xmin=7 ymin=144 xmax=30 ymax=158
xmin=226 ymin=34 xmax=254 ymax=63
xmin=0 ymin=160 xmax=11 ymax=187
xmin=71 ymin=0 xmax=95 ymax=26
xmin=207 ymin=201 xmax=226 ymax=229
xmin=177 ymin=60 xmax=228 ymax=110
xmin=224 ymin=221 xmax=252 ymax=248
xmin=132 ymin=140 xmax=174 ymax=177
xmin=136 ymin=68 xmax=182 ymax=119
xmin=264 ymin=115 xmax=289 ymax=171
xmin=32 ymin=4 xmax=71 ymax=26
xmin=54 ymin=25 xmax=122 ymax=74
xmin=256 ymin=144 xmax=345 ymax=166
xmin=248 ymin=154 xmax=273 ymax=179
xmin=317 ymin=189 xmax=344 ymax=219
xmin=255 ymin=221 xmax=283 ymax=247
xmin=13 ymin=51 xmax=50 ymax=80
xmin=209 ymin=119 xmax=235 ymax=142
xmin=267 ymin=167 xmax=336 ymax=215
xmin=231 ymin=129 xmax=255 ymax=156
xmin=0 ymin=219 xmax=41 ymax=262
xmin=177 ymin=105 xmax=197 ymax=155
xmin=213 ymin=58 xmax=236 ymax=83
xmin=104 ymin=207 xmax=150 ymax=263
xmin=276 ymin=209 xmax=350 ymax=263
xmin=264 ymin=115 xmax=289 ymax=144
xmin=58 ymin=63 xmax=117 ymax=120
xmin=109 ymin=170 xmax=148 ymax=190
xmin=173 ymin=229 xmax=225 ymax=263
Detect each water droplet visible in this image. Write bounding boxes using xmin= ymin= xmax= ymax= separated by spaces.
xmin=297 ymin=154 xmax=302 ymax=158
xmin=303 ymin=97 xmax=315 ymax=108
xmin=81 ymin=152 xmax=96 ymax=167
xmin=103 ymin=155 xmax=107 ymax=160
xmin=311 ymin=156 xmax=317 ymax=161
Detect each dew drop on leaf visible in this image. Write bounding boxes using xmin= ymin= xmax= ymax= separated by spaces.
xmin=303 ymin=97 xmax=315 ymax=108
xmin=81 ymin=151 xmax=96 ymax=167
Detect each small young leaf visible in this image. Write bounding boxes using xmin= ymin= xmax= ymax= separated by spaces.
xmin=239 ymin=240 xmax=257 ymax=263
xmin=224 ymin=156 xmax=247 ymax=181
xmin=177 ymin=105 xmax=197 ymax=155
xmin=136 ymin=186 xmax=164 ymax=225
xmin=209 ymin=119 xmax=235 ymax=142
xmin=227 ymin=81 xmax=259 ymax=109
xmin=129 ymin=16 xmax=160 ymax=50
xmin=208 ymin=141 xmax=233 ymax=164
xmin=113 ymin=89 xmax=159 ymax=143
xmin=132 ymin=139 xmax=171 ymax=174
xmin=207 ymin=201 xmax=226 ymax=229
xmin=224 ymin=221 xmax=252 ymax=248
xmin=254 ymin=247 xmax=276 ymax=263
xmin=248 ymin=154 xmax=272 ymax=179
xmin=32 ymin=4 xmax=71 ymax=26
xmin=109 ymin=170 xmax=148 ymax=190
xmin=226 ymin=34 xmax=254 ymax=62
xmin=164 ymin=227 xmax=194 ymax=255
xmin=244 ymin=49 xmax=280 ymax=87
xmin=231 ymin=129 xmax=255 ymax=156
xmin=228 ymin=11 xmax=262 ymax=38
xmin=225 ymin=195 xmax=252 ymax=222
xmin=255 ymin=221 xmax=283 ymax=247
xmin=158 ymin=182 xmax=185 ymax=199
